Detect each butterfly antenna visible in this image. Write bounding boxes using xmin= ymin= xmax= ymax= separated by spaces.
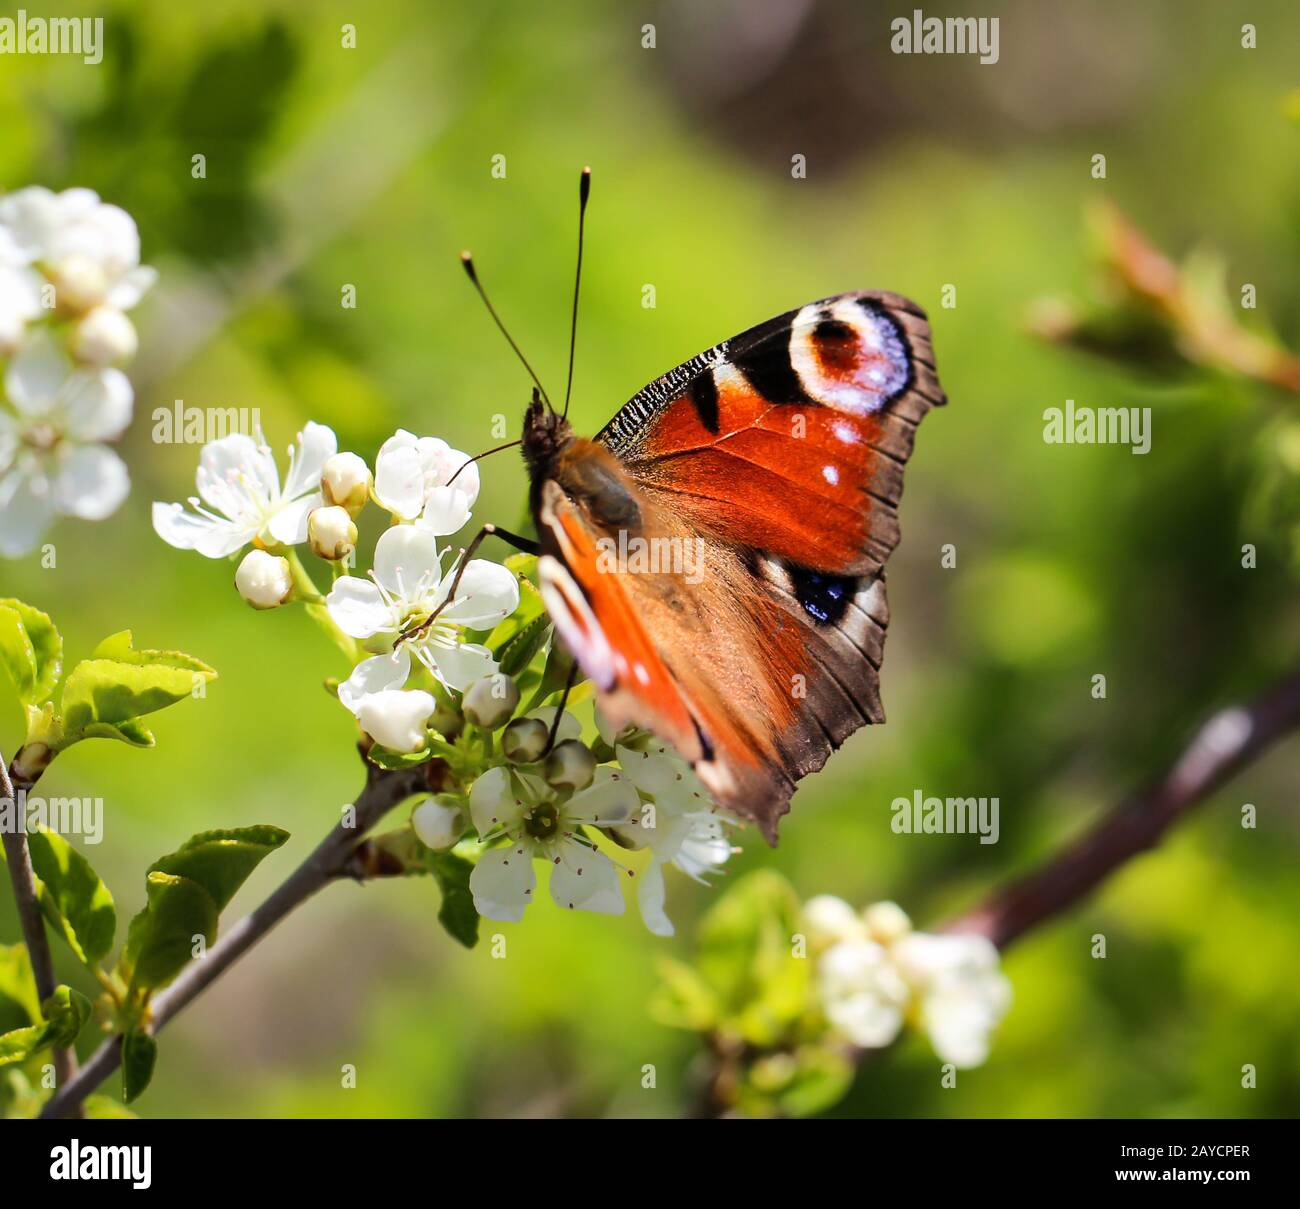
xmin=446 ymin=438 xmax=523 ymax=487
xmin=562 ymin=166 xmax=591 ymax=419
xmin=460 ymin=251 xmax=554 ymax=412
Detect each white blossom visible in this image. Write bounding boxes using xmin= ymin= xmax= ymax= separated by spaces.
xmin=0 ymin=186 xmax=156 ymax=316
xmin=372 ymin=429 xmax=478 ymax=534
xmin=152 ymin=421 xmax=337 ymax=558
xmin=468 ymin=765 xmax=638 ymax=921
xmin=326 ymin=524 xmax=517 ymax=692
xmin=0 ymin=334 xmax=131 ymax=556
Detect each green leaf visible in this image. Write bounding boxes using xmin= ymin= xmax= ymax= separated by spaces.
xmin=498 ymin=612 xmax=552 ymax=678
xmin=649 ymin=958 xmax=719 ymax=1032
xmin=0 ymin=945 xmax=41 ymax=1034
xmin=121 ymin=1028 xmax=157 ymax=1104
xmin=148 ymin=826 xmax=289 ymax=914
xmin=58 ymin=633 xmax=216 ymax=740
xmin=366 ymin=744 xmax=432 ymax=771
xmin=524 ymin=642 xmax=577 ymax=712
xmin=0 ymin=985 xmax=91 ymax=1067
xmin=123 ymin=872 xmax=219 ymax=994
xmin=428 ymin=851 xmax=479 ymax=949
xmin=26 ymin=827 xmax=116 ymax=967
xmin=0 ymin=599 xmax=62 ymax=706
xmin=693 ymin=870 xmax=810 ymax=1048
xmin=83 ymin=1093 xmax=137 ymax=1119
xmin=75 ymin=719 xmax=156 ymax=748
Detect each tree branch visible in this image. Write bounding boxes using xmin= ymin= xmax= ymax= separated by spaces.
xmin=947 ymin=667 xmax=1300 ymax=947
xmin=40 ymin=760 xmax=426 ymax=1119
xmin=1 ymin=749 xmax=79 ymax=1102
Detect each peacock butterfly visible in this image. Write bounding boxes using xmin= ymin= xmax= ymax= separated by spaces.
xmin=452 ymin=170 xmax=946 ymax=842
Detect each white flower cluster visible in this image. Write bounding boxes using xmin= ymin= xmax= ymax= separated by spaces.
xmin=805 ymin=896 xmax=1012 ymax=1068
xmin=153 ymin=423 xmax=510 ymax=740
xmin=468 ymin=707 xmax=735 ymax=933
xmin=152 ymin=421 xmax=738 ymax=936
xmin=0 ymin=186 xmax=156 ymax=557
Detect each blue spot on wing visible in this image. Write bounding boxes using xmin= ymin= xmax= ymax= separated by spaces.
xmin=791 ymin=567 xmax=856 ymax=626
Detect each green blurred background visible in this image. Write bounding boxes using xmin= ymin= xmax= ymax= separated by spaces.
xmin=3 ymin=0 xmax=1298 ymax=1117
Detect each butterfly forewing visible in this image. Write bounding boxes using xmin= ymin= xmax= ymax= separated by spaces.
xmin=539 ymin=291 xmax=945 ymax=840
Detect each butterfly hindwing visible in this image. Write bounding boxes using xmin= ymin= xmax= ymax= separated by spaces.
xmin=538 ymin=291 xmax=944 ymax=840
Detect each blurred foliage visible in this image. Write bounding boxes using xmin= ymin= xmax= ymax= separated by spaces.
xmin=2 ymin=0 xmax=1299 ymax=1118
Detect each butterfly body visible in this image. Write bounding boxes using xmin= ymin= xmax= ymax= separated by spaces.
xmin=523 ymin=290 xmax=945 ymax=841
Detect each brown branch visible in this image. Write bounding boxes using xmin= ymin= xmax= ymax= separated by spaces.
xmin=947 ymin=668 xmax=1300 ymax=947
xmin=40 ymin=761 xmax=425 ymax=1119
xmin=1 ymin=749 xmax=79 ymax=1104
xmin=697 ymin=666 xmax=1300 ymax=1117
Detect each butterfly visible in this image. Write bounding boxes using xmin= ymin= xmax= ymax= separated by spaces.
xmin=454 ymin=170 xmax=945 ymax=842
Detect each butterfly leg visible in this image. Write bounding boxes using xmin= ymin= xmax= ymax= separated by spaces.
xmin=541 ymin=660 xmax=580 ymax=756
xmin=443 ymin=523 xmax=540 ymax=602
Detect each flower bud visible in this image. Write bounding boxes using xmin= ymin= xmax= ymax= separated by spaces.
xmin=71 ymin=305 xmax=137 ymax=365
xmin=803 ymin=895 xmax=863 ymax=948
xmin=321 ymin=451 xmax=372 ymax=515
xmin=411 ymin=794 xmax=466 ymax=850
xmin=462 ymin=674 xmax=519 ymax=729
xmin=307 ymin=505 xmax=357 ymax=562
xmin=48 ymin=252 xmax=107 ymax=314
xmin=543 ymin=739 xmax=596 ymax=792
xmin=863 ymin=900 xmax=912 ymax=946
xmin=355 ymin=689 xmax=436 ymax=753
xmin=235 ymin=549 xmax=292 ymax=609
xmin=501 ymin=716 xmax=550 ymax=764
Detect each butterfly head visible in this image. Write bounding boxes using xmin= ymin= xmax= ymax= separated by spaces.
xmin=521 ymin=387 xmax=573 ymax=478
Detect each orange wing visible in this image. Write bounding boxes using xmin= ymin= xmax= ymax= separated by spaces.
xmin=539 ymin=292 xmax=945 ymax=840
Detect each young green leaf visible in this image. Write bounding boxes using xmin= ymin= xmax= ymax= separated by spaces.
xmin=0 ymin=944 xmax=41 ymax=1034
xmin=59 ymin=632 xmax=216 ymax=742
xmin=0 ymin=985 xmax=92 ymax=1067
xmin=121 ymin=1028 xmax=158 ymax=1104
xmin=122 ymin=871 xmax=219 ymax=994
xmin=148 ymin=826 xmax=289 ymax=914
xmin=26 ymin=827 xmax=116 ymax=967
xmin=497 ymin=612 xmax=552 ymax=678
xmin=428 ymin=851 xmax=479 ymax=949
xmin=0 ymin=598 xmax=63 ymax=707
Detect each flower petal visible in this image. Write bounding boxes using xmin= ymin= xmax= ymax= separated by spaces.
xmin=0 ymin=466 xmax=55 ymax=557
xmin=52 ymin=444 xmax=129 ymax=520
xmin=566 ymin=766 xmax=638 ymax=827
xmin=421 ymin=640 xmax=496 ymax=692
xmin=325 ymin=576 xmax=392 ymax=638
xmin=470 ymin=843 xmax=536 ymax=922
xmin=337 ymin=647 xmax=411 ymax=713
xmin=373 ymin=439 xmax=425 ymax=520
xmin=265 ymin=490 xmax=321 ymax=545
xmin=372 ymin=523 xmax=442 ymax=600
xmin=4 ymin=334 xmax=68 ymax=414
xmin=281 ymin=421 xmax=338 ymax=501
xmin=150 ymin=500 xmax=254 ymax=558
xmin=436 ymin=558 xmax=520 ymax=627
xmin=417 ymin=485 xmax=473 ymax=536
xmin=353 ymin=688 xmax=435 ymax=752
xmin=105 ymin=265 xmax=158 ymax=310
xmin=60 ymin=368 xmax=133 ymax=442
xmin=636 ymin=860 xmax=674 ymax=937
xmin=549 ymin=843 xmax=624 ymax=915
xmin=469 ymin=765 xmax=526 ymax=835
